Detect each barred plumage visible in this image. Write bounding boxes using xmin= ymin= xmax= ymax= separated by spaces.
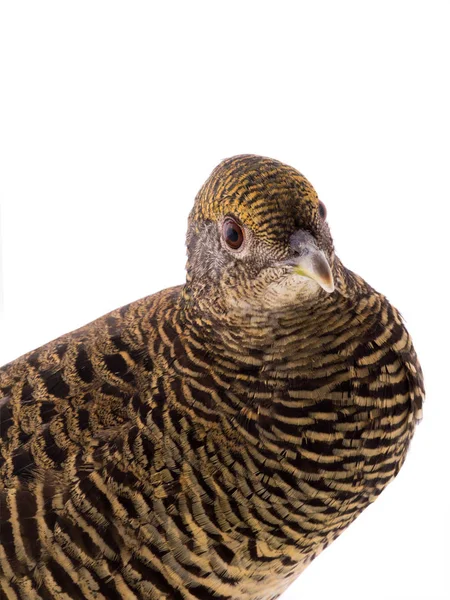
xmin=0 ymin=155 xmax=423 ymax=599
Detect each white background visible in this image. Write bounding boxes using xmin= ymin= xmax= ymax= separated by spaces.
xmin=0 ymin=2 xmax=449 ymax=599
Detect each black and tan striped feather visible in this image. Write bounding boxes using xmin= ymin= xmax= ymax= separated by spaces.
xmin=0 ymin=155 xmax=423 ymax=599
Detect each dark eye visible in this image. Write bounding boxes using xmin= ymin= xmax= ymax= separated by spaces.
xmin=222 ymin=217 xmax=244 ymax=250
xmin=318 ymin=200 xmax=327 ymax=220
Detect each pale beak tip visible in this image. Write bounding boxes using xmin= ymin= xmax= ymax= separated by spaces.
xmin=320 ymin=279 xmax=335 ymax=294
xmin=292 ymin=249 xmax=335 ymax=294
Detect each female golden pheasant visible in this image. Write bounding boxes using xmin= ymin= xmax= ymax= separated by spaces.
xmin=0 ymin=155 xmax=423 ymax=599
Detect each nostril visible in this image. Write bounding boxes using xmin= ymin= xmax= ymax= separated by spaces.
xmin=290 ymin=230 xmax=315 ymax=246
xmin=289 ymin=230 xmax=317 ymax=256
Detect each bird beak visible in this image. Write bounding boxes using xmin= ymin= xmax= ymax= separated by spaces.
xmin=287 ymin=231 xmax=335 ymax=293
xmin=292 ymin=248 xmax=334 ymax=293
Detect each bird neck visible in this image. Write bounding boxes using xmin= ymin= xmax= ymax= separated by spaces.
xmin=179 ymin=258 xmax=360 ymax=355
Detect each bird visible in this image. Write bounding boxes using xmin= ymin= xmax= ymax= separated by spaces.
xmin=0 ymin=154 xmax=423 ymax=600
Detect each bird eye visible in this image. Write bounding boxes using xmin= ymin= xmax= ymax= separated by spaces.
xmin=222 ymin=217 xmax=244 ymax=250
xmin=318 ymin=200 xmax=327 ymax=220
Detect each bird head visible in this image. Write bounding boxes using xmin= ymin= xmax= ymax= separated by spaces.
xmin=186 ymin=155 xmax=335 ymax=313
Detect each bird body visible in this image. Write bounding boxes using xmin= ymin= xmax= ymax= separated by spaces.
xmin=0 ymin=155 xmax=423 ymax=599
